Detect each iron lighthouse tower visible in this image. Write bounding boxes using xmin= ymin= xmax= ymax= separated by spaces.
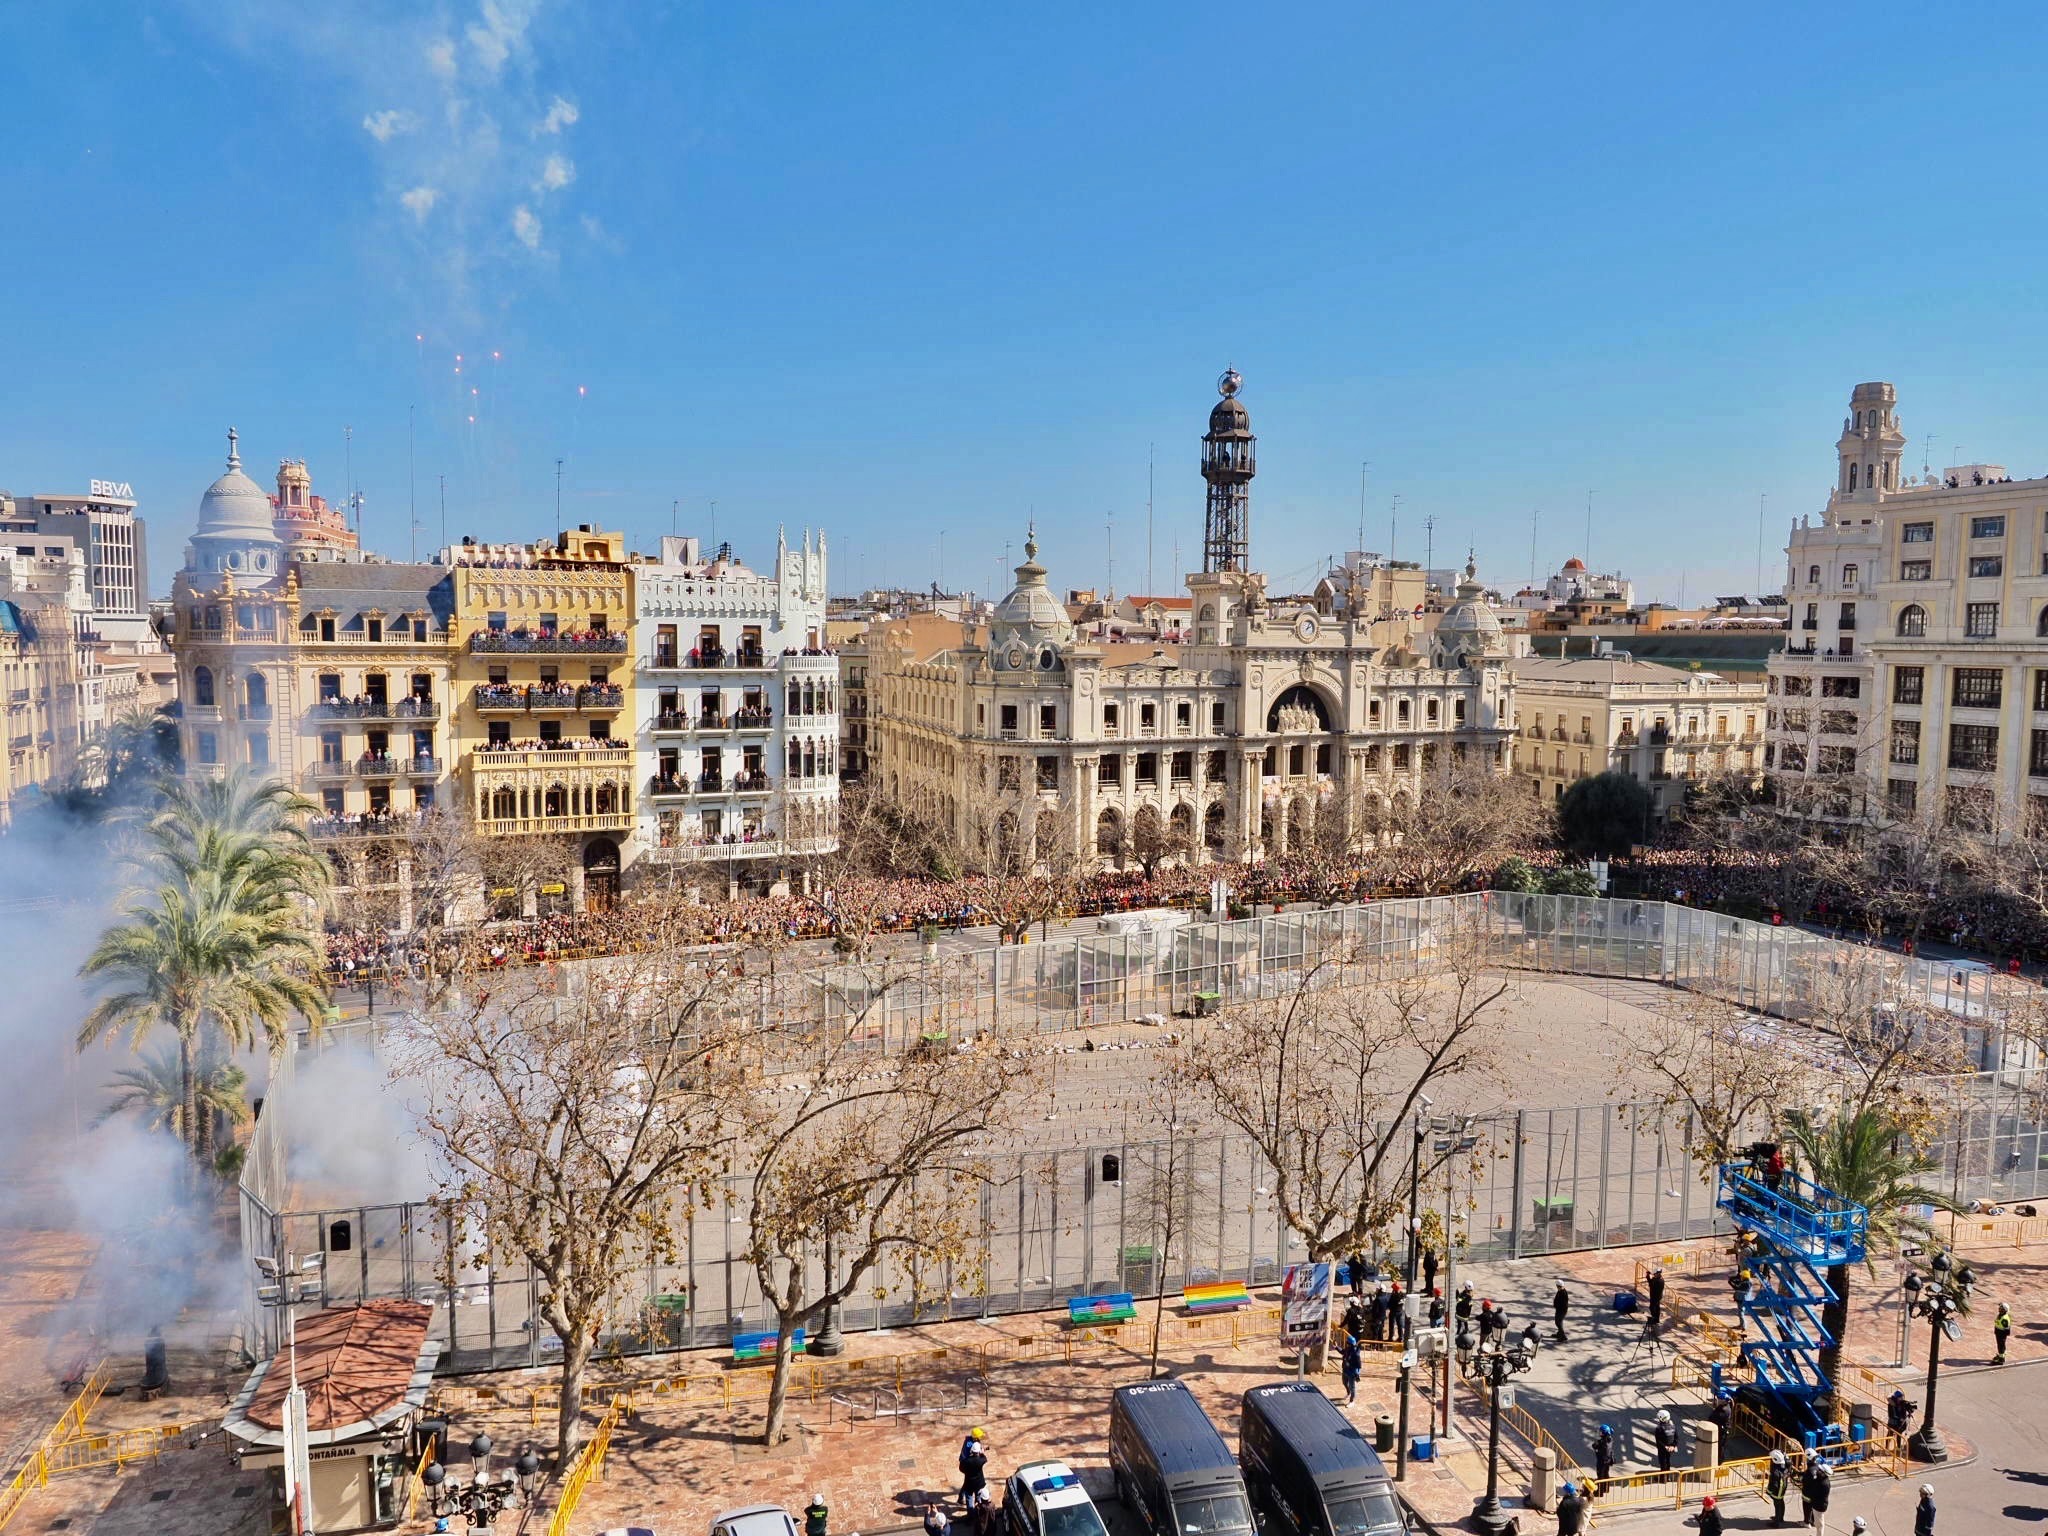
xmin=1201 ymin=368 xmax=1256 ymax=573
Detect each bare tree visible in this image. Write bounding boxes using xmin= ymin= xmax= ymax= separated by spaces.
xmin=1382 ymin=757 xmax=1543 ymax=895
xmin=1128 ymin=804 xmax=1193 ymax=880
xmin=1120 ymin=1111 xmax=1217 ymax=1378
xmin=391 ymin=917 xmax=748 ymax=1463
xmin=733 ymin=958 xmax=1027 ymax=1444
xmin=1174 ymin=901 xmax=1509 ymax=1270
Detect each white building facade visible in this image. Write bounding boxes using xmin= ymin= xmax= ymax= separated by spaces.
xmin=633 ymin=532 xmax=838 ymax=892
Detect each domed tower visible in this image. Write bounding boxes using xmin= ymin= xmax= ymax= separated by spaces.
xmin=988 ymin=524 xmax=1075 ymax=670
xmin=184 ymin=428 xmax=284 ymax=585
xmin=1202 ymin=368 xmax=1256 ymax=573
xmin=1432 ymin=555 xmax=1508 ymax=667
xmin=1837 ymin=382 xmax=1905 ymax=501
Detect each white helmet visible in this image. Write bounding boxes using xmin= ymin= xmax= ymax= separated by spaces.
xmin=1656 ymin=1409 xmax=1670 ymax=1422
xmin=1770 ymin=1449 xmax=1786 ymax=1466
xmin=1921 ymin=1484 xmax=1934 ymax=1496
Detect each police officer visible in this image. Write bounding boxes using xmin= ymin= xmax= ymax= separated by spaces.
xmin=1994 ymin=1302 xmax=2013 ymax=1364
xmin=1801 ymin=1455 xmax=1831 ymax=1535
xmin=1914 ymin=1483 xmax=1936 ymax=1535
xmin=806 ymin=1493 xmax=829 ymax=1536
xmin=1554 ymin=1480 xmax=1586 ymax=1535
xmin=1653 ymin=1408 xmax=1676 ymax=1473
xmin=1590 ymin=1423 xmax=1616 ymax=1494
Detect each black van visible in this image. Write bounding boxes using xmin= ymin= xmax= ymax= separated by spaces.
xmin=1239 ymin=1383 xmax=1406 ymax=1536
xmin=1109 ymin=1381 xmax=1256 ymax=1536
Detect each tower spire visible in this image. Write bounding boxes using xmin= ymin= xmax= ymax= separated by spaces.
xmin=226 ymin=425 xmax=241 ymax=471
xmin=1201 ymin=368 xmax=1255 ymax=573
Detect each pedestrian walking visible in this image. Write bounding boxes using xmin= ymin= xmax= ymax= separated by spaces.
xmin=1648 ymin=1267 xmax=1666 ymax=1335
xmin=1765 ymin=1448 xmax=1790 ymax=1526
xmin=957 ymin=1428 xmax=989 ymax=1506
xmin=1590 ymin=1423 xmax=1615 ymax=1494
xmin=806 ymin=1493 xmax=830 ymax=1536
xmin=1554 ymin=1481 xmax=1586 ymax=1535
xmin=1553 ymin=1281 xmax=1571 ymax=1341
xmin=1994 ymin=1302 xmax=2012 ymax=1364
xmin=1698 ymin=1493 xmax=1725 ymax=1536
xmin=1341 ymin=1332 xmax=1363 ymax=1405
xmin=1915 ymin=1483 xmax=1936 ymax=1534
xmin=1654 ymin=1408 xmax=1676 ymax=1472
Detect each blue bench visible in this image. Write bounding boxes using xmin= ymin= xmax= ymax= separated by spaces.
xmin=1067 ymin=1293 xmax=1138 ymax=1325
xmin=733 ymin=1327 xmax=806 ymax=1365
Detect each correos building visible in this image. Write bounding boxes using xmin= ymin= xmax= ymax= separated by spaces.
xmin=633 ymin=531 xmax=837 ymax=894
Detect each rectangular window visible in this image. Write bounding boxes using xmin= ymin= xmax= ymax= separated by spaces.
xmin=1103 ymin=703 xmax=1119 ymax=734
xmin=1902 ymin=521 xmax=1934 ymax=544
xmin=319 ymin=617 xmax=336 ymax=642
xmin=1900 ymin=560 xmax=1931 ymax=581
xmin=487 ymin=610 xmax=507 ymax=632
xmin=1136 ymin=751 xmax=1158 ymax=785
xmin=997 ymin=757 xmax=1019 ymax=790
xmin=999 ymin=704 xmax=1018 ymax=736
xmin=366 ymin=618 xmax=383 ymax=643
xmin=1970 ymin=555 xmax=2005 ymax=578
xmin=1140 ymin=703 xmax=1157 ymax=731
xmin=1783 ymin=709 xmax=1809 ymax=731
xmin=1036 ymin=756 xmax=1059 ymax=791
xmin=1838 ymin=603 xmax=1857 ymax=628
xmin=1039 ymin=703 xmax=1057 ymax=736
xmin=1817 ymin=745 xmax=1857 ymax=775
xmin=1894 ymin=666 xmax=1924 ymax=705
xmin=1948 ymin=722 xmax=1998 ymax=771
xmin=1782 ymin=675 xmax=1811 ymax=697
xmin=1820 ymin=675 xmax=1861 ymax=698
xmin=1953 ymin=668 xmax=2003 ymax=708
xmin=1391 ymin=743 xmax=1411 ymax=769
xmin=1098 ymin=754 xmax=1119 ymax=786
xmin=2035 ymin=670 xmax=2048 ymax=711
xmin=322 ymin=787 xmax=345 ymax=816
xmin=1820 ymin=710 xmax=1858 ymax=734
xmin=1288 ymin=744 xmax=1305 ymax=775
xmin=1171 ymin=750 xmax=1193 ymax=784
xmin=1888 ymin=779 xmax=1918 ymax=816
xmin=1890 ymin=720 xmax=1920 ymax=765
xmin=414 ymin=618 xmax=428 ymax=642
xmin=1211 ymin=700 xmax=1226 ymax=731
xmin=247 ymin=731 xmax=270 ymax=767
xmin=1780 ymin=742 xmax=1807 ymax=771
xmin=319 ymin=730 xmax=343 ymax=763
xmin=1967 ymin=602 xmax=2000 ymax=638
xmin=487 ymin=720 xmax=510 ymax=746
xmin=196 ymin=731 xmax=218 ymax=764
xmin=2032 ymin=730 xmax=2048 ymax=779
xmin=1207 ymin=749 xmax=1227 ymax=780
xmin=1175 ymin=700 xmax=1191 ymax=729
xmin=1971 ymin=515 xmax=2006 ymax=539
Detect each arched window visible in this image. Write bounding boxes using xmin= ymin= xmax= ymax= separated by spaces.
xmin=1096 ymin=806 xmax=1123 ymax=857
xmin=1808 ymin=565 xmax=1820 ymax=584
xmin=803 ymin=742 xmax=817 ymax=778
xmin=245 ymin=672 xmax=267 ymax=711
xmin=1897 ymin=604 xmax=1927 ymax=638
xmin=594 ymin=782 xmax=618 ymax=814
xmin=1848 ymin=464 xmax=1858 ymax=491
xmin=491 ymin=787 xmax=516 ymax=820
xmin=786 ymin=741 xmax=799 ymax=776
xmin=786 ymin=681 xmax=799 ymax=714
xmin=2036 ymin=603 xmax=2048 ymax=637
xmin=192 ymin=666 xmax=214 ymax=707
xmin=544 ymin=784 xmax=568 ymax=817
xmin=1842 ymin=564 xmax=1858 ymax=586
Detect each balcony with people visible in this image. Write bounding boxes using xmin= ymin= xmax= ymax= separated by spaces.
xmin=468 ymin=626 xmax=625 ymax=655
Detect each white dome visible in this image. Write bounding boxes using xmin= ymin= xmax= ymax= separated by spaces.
xmin=989 ymin=528 xmax=1074 ymax=656
xmin=194 ymin=429 xmax=281 ymax=543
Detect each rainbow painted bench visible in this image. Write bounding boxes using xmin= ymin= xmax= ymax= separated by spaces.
xmin=1183 ymin=1281 xmax=1251 ymax=1314
xmin=732 ymin=1327 xmax=806 ymax=1365
xmin=1067 ymin=1293 xmax=1138 ymax=1326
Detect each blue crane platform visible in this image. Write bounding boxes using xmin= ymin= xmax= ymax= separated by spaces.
xmin=1715 ymin=1156 xmax=1869 ymax=1439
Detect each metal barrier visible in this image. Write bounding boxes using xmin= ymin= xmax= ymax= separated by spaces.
xmin=401 ymin=1442 xmax=437 ymax=1523
xmin=41 ymin=1422 xmax=210 ymax=1476
xmin=1498 ymin=1397 xmax=1586 ymax=1482
xmin=0 ymin=1362 xmax=110 ymax=1531
xmin=545 ymin=1393 xmax=630 ymax=1536
xmin=1586 ymin=1454 xmax=1776 ymax=1510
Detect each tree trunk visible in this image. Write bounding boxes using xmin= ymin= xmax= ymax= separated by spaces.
xmin=762 ymin=1316 xmax=800 ymax=1445
xmin=554 ymin=1331 xmax=593 ymax=1467
xmin=178 ymin=1028 xmax=201 ymax=1168
xmin=1817 ymin=1262 xmax=1850 ymax=1399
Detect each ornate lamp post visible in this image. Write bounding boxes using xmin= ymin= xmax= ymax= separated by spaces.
xmin=421 ymin=1434 xmax=539 ymax=1529
xmin=1902 ymin=1250 xmax=1972 ymax=1463
xmin=1457 ymin=1321 xmax=1534 ymax=1534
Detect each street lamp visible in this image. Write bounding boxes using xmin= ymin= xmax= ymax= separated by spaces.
xmin=1394 ymin=1100 xmax=1431 ymax=1481
xmin=1902 ymin=1249 xmax=1973 ymax=1463
xmin=1456 ymin=1319 xmax=1534 ymax=1535
xmin=253 ymin=1251 xmax=326 ymax=1536
xmin=422 ymin=1434 xmax=535 ymax=1529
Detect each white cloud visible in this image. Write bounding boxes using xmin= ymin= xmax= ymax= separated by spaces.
xmin=511 ymin=205 xmax=543 ymax=249
xmin=580 ymin=213 xmax=624 ymax=253
xmin=424 ymin=36 xmax=457 ymax=79
xmin=363 ymin=109 xmax=417 ymax=143
xmin=401 ymin=186 xmax=440 ymax=220
xmin=466 ymin=0 xmax=537 ymax=77
xmin=536 ymin=95 xmax=580 ymax=135
xmin=535 ymin=153 xmax=575 ymax=193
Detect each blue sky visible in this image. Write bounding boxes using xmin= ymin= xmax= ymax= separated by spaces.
xmin=5 ymin=2 xmax=2047 ymax=605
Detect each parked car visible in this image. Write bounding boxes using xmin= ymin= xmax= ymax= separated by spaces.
xmin=1006 ymin=1461 xmax=1112 ymax=1536
xmin=712 ymin=1506 xmax=800 ymax=1536
xmin=1110 ymin=1380 xmax=1255 ymax=1536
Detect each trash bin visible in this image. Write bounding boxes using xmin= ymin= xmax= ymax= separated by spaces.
xmin=1193 ymin=991 xmax=1222 ymax=1018
xmin=1374 ymin=1415 xmax=1396 ymax=1453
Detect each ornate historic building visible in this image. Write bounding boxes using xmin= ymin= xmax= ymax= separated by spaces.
xmin=1768 ymin=381 xmax=2048 ymax=830
xmin=867 ymin=373 xmax=1519 ymax=868
xmin=632 ymin=531 xmax=838 ymax=895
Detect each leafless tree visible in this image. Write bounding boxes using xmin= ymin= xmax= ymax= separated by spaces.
xmin=733 ymin=956 xmax=1028 ymax=1444
xmin=1174 ymin=901 xmax=1509 ymax=1269
xmin=1381 ymin=757 xmax=1544 ymax=895
xmin=390 ymin=913 xmax=749 ymax=1464
xmin=1120 ymin=1111 xmax=1217 ymax=1378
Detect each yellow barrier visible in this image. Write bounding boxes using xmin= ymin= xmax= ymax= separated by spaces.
xmin=0 ymin=1361 xmax=111 ymax=1532
xmin=1586 ymin=1454 xmax=1777 ymax=1511
xmin=42 ymin=1422 xmax=209 ymax=1476
xmin=545 ymin=1393 xmax=630 ymax=1536
xmin=401 ymin=1441 xmax=437 ymax=1523
xmin=1499 ymin=1397 xmax=1585 ymax=1481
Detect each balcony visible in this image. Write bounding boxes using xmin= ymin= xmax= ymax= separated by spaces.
xmin=648 ymin=835 xmax=834 ymax=864
xmin=7 ymin=688 xmax=28 ymax=704
xmin=471 ymin=743 xmax=631 ymax=768
xmin=470 ymin=684 xmax=622 ymax=713
xmin=312 ymin=698 xmax=441 ymax=722
xmin=357 ymin=754 xmax=403 ymax=778
xmin=307 ymin=811 xmax=432 ymax=840
xmin=732 ymin=771 xmax=772 ymax=793
xmin=308 ymin=760 xmax=353 ymax=780
xmin=690 ymin=708 xmax=775 ymax=732
xmin=239 ymin=704 xmax=273 ymax=721
xmin=468 ymin=630 xmax=626 ymax=655
xmin=673 ymin=648 xmax=770 ymax=670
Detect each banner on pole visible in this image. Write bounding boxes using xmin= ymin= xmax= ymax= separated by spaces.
xmin=1280 ymin=1262 xmax=1333 ymax=1349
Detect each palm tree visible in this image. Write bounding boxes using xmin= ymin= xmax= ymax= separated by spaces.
xmin=1790 ymin=1109 xmax=1959 ymax=1395
xmin=78 ymin=770 xmax=331 ymax=1170
xmin=96 ymin=1039 xmax=250 ymax=1141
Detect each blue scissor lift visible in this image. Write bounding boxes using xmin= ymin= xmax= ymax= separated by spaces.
xmin=1715 ymin=1158 xmax=1869 ymax=1441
